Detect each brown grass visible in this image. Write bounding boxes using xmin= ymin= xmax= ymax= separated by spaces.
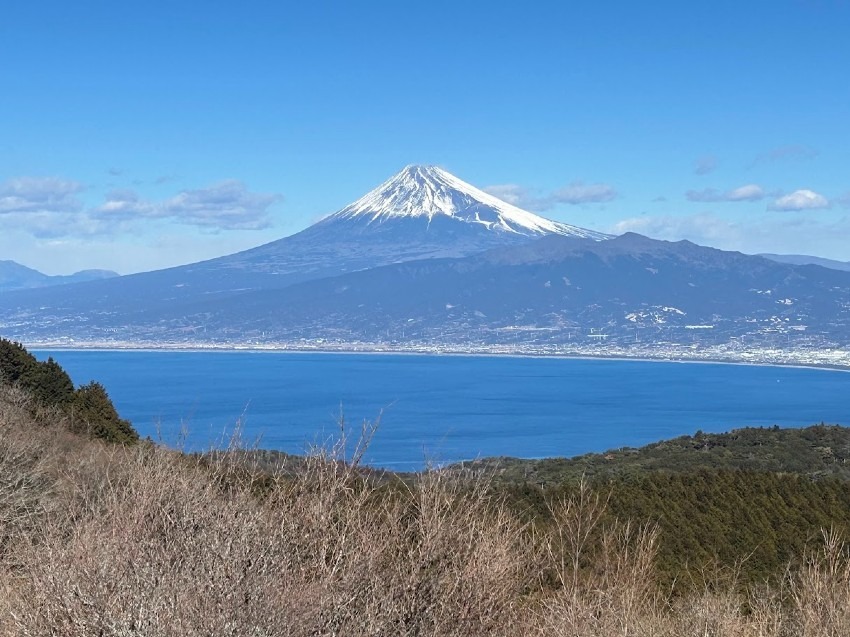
xmin=2 ymin=384 xmax=850 ymax=636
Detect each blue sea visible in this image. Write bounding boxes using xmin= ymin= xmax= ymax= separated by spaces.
xmin=33 ymin=351 xmax=850 ymax=470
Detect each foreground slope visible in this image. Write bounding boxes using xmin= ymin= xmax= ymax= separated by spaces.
xmin=5 ymin=368 xmax=850 ymax=633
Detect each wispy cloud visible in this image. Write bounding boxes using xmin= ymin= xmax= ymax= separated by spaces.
xmin=96 ymin=181 xmax=282 ymax=230
xmin=752 ymin=144 xmax=819 ymax=167
xmin=610 ymin=211 xmax=850 ymax=259
xmin=484 ymin=180 xmax=618 ymax=211
xmin=611 ymin=212 xmax=742 ymax=245
xmin=694 ymin=155 xmax=718 ymax=176
xmin=0 ymin=177 xmax=95 ymax=238
xmin=553 ymin=181 xmax=617 ymax=205
xmin=0 ymin=175 xmax=282 ymax=238
xmin=768 ymin=189 xmax=830 ymax=211
xmin=0 ymin=177 xmax=84 ymax=215
xmin=686 ymin=184 xmax=766 ymax=203
xmin=481 ymin=184 xmax=539 ymax=208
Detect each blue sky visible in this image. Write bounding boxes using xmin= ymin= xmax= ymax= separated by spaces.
xmin=2 ymin=1 xmax=848 ymax=274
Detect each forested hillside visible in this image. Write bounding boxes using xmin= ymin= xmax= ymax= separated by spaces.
xmin=466 ymin=424 xmax=850 ymax=483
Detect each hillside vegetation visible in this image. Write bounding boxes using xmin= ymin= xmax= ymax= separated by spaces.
xmin=465 ymin=425 xmax=850 ymax=483
xmin=0 ymin=338 xmax=138 ymax=443
xmin=2 ymin=341 xmax=850 ymax=635
xmin=468 ymin=425 xmax=850 ymax=589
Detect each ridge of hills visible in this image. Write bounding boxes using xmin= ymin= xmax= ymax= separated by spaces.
xmin=0 ymin=259 xmax=118 ymax=292
xmin=761 ymin=253 xmax=850 ymax=272
xmin=122 ymin=232 xmax=850 ymax=352
xmin=456 ymin=423 xmax=850 ymax=484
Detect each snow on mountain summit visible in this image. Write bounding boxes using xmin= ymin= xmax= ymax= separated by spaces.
xmin=327 ymin=165 xmax=609 ymax=240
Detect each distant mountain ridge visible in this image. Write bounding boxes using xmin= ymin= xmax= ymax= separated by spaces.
xmin=0 ymin=260 xmax=118 ymax=293
xmin=148 ymin=232 xmax=848 ymax=349
xmin=7 ymin=231 xmax=849 ymax=358
xmin=760 ymin=253 xmax=850 ymax=272
xmin=3 ymin=165 xmax=850 ymax=363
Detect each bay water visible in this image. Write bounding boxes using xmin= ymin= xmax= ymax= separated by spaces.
xmin=35 ymin=350 xmax=850 ymax=470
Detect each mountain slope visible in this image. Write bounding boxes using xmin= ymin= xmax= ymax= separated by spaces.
xmin=206 ymin=165 xmax=608 ymax=273
xmin=111 ymin=233 xmax=850 ymax=349
xmin=760 ymin=253 xmax=850 ymax=272
xmin=326 ymin=164 xmax=607 ymax=238
xmin=0 ymin=260 xmax=118 ymax=292
xmin=0 ymin=165 xmax=605 ymax=320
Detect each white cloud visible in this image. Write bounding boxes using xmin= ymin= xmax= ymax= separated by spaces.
xmin=159 ymin=181 xmax=281 ymax=230
xmin=484 ymin=180 xmax=618 ymax=211
xmin=93 ymin=181 xmax=282 ymax=230
xmin=726 ymin=184 xmax=766 ymax=201
xmin=0 ymin=177 xmax=101 ymax=238
xmin=768 ymin=189 xmax=830 ymax=211
xmin=686 ymin=184 xmax=765 ymax=203
xmin=482 ymin=184 xmax=528 ymax=206
xmin=482 ymin=184 xmax=551 ymax=211
xmin=97 ymin=189 xmax=155 ymax=217
xmin=0 ymin=175 xmax=282 ymax=238
xmin=694 ymin=155 xmax=718 ymax=176
xmin=0 ymin=176 xmax=84 ymax=215
xmin=553 ymin=181 xmax=617 ymax=205
xmin=610 ymin=212 xmax=742 ymax=245
xmin=609 ymin=211 xmax=850 ymax=260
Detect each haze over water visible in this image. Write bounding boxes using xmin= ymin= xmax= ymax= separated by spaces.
xmin=37 ymin=351 xmax=850 ymax=470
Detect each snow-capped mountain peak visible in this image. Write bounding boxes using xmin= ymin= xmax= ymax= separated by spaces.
xmin=326 ymin=165 xmax=609 ymax=240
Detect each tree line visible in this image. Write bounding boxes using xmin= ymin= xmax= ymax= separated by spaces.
xmin=0 ymin=337 xmax=138 ymax=444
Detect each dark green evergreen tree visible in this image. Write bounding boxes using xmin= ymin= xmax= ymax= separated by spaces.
xmin=71 ymin=382 xmax=139 ymax=444
xmin=32 ymin=357 xmax=75 ymax=406
xmin=2 ymin=337 xmax=139 ymax=444
xmin=0 ymin=338 xmax=39 ymax=388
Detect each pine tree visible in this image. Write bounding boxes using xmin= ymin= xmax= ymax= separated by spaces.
xmin=71 ymin=382 xmax=139 ymax=444
xmin=0 ymin=338 xmax=39 ymax=388
xmin=32 ymin=357 xmax=75 ymax=406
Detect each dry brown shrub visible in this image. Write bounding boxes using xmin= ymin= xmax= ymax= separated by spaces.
xmin=788 ymin=528 xmax=850 ymax=636
xmin=0 ymin=417 xmax=534 ymax=636
xmin=533 ymin=479 xmax=664 ymax=636
xmin=2 ymin=392 xmax=849 ymax=636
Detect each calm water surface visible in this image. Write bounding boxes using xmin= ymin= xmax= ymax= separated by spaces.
xmin=35 ymin=351 xmax=850 ymax=470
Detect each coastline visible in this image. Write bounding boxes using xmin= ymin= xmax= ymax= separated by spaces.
xmin=26 ymin=340 xmax=850 ymax=373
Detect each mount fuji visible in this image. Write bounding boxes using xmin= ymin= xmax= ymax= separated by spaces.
xmin=0 ymin=165 xmax=607 ymax=336
xmin=317 ymin=164 xmax=606 ymax=240
xmin=4 ymin=165 xmax=849 ymax=362
xmin=219 ymin=164 xmax=608 ymax=275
